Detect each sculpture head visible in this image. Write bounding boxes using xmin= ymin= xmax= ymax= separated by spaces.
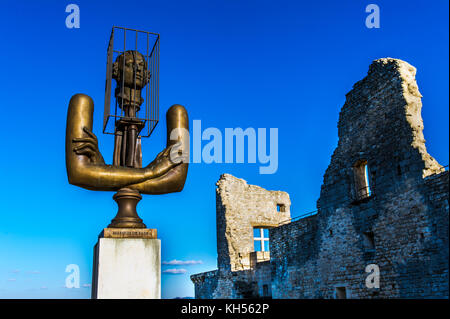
xmin=112 ymin=50 xmax=150 ymax=113
xmin=113 ymin=50 xmax=149 ymax=89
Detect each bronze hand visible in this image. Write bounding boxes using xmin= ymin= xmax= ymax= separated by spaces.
xmin=65 ymin=94 xmax=189 ymax=194
xmin=72 ymin=127 xmax=105 ymax=164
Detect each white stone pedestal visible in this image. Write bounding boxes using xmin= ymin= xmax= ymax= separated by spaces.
xmin=92 ymin=230 xmax=161 ymax=299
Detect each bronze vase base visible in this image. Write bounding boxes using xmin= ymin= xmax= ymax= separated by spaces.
xmin=108 ymin=188 xmax=146 ymax=228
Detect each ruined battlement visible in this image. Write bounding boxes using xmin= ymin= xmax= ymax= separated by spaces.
xmin=191 ymin=58 xmax=449 ymax=299
xmin=216 ymin=174 xmax=291 ymax=272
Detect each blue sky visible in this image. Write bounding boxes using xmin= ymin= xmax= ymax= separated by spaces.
xmin=0 ymin=0 xmax=448 ymax=298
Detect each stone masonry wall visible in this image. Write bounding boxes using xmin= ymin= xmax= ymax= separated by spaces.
xmin=191 ymin=270 xmax=219 ymax=299
xmin=191 ymin=174 xmax=290 ymax=298
xmin=270 ymin=58 xmax=449 ymax=298
xmin=216 ymin=174 xmax=291 ymax=272
xmin=192 ymin=58 xmax=448 ymax=299
xmin=270 ymin=215 xmax=320 ymax=298
xmin=191 ymin=262 xmax=273 ymax=299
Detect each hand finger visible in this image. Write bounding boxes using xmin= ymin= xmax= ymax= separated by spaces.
xmin=73 ymin=137 xmax=96 ymax=144
xmin=75 ymin=147 xmax=94 ymax=156
xmin=74 ymin=143 xmax=97 ymax=152
xmin=75 ymin=149 xmax=94 ymax=156
xmin=83 ymin=126 xmax=97 ymax=140
xmin=162 ymin=145 xmax=173 ymax=157
xmin=73 ymin=142 xmax=96 ymax=151
xmin=165 ymin=157 xmax=182 ymax=169
xmin=155 ymin=149 xmax=166 ymax=159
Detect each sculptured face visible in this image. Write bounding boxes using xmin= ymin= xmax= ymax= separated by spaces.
xmin=113 ymin=51 xmax=149 ymax=89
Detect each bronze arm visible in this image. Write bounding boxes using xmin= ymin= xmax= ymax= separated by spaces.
xmin=128 ymin=104 xmax=189 ymax=194
xmin=65 ymin=94 xmax=189 ymax=194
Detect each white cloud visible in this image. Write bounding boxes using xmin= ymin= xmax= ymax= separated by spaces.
xmin=27 ymin=270 xmax=40 ymax=274
xmin=82 ymin=283 xmax=91 ymax=288
xmin=162 ymin=268 xmax=187 ymax=275
xmin=162 ymin=259 xmax=203 ymax=265
xmin=7 ymin=278 xmax=16 ymax=282
xmin=11 ymin=269 xmax=20 ymax=274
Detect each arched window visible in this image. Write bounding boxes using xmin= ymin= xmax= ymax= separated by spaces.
xmin=353 ymin=160 xmax=372 ymax=200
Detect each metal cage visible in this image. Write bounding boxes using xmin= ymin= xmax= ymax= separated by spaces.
xmin=103 ymin=26 xmax=160 ymax=138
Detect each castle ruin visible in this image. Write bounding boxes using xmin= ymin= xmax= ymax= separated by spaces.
xmin=190 ymin=58 xmax=449 ymax=298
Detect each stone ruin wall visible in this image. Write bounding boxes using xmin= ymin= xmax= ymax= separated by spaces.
xmin=192 ymin=58 xmax=449 ymax=299
xmin=216 ymin=174 xmax=291 ymax=272
xmin=191 ymin=261 xmax=274 ymax=299
xmin=270 ymin=58 xmax=449 ymax=298
xmin=191 ymin=174 xmax=291 ymax=298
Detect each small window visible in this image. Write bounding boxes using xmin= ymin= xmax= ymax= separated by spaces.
xmin=335 ymin=287 xmax=347 ymax=299
xmin=353 ymin=160 xmax=372 ymax=200
xmin=253 ymin=227 xmax=270 ymax=252
xmin=363 ymin=232 xmax=375 ymax=250
xmin=276 ymin=204 xmax=286 ymax=212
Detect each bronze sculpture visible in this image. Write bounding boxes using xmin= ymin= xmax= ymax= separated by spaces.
xmin=65 ymin=30 xmax=188 ymax=229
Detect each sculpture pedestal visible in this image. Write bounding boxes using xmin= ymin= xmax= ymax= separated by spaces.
xmin=91 ymin=228 xmax=160 ymax=299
